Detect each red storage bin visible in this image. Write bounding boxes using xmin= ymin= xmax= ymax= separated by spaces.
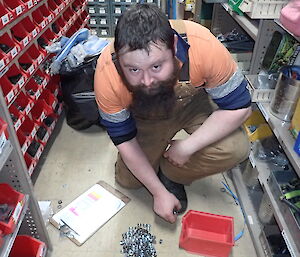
xmin=30 ymin=99 xmax=53 ymax=124
xmin=0 ymin=184 xmax=25 ymax=235
xmin=19 ymin=117 xmax=37 ymax=140
xmin=25 ymin=78 xmax=42 ymax=101
xmin=39 ymin=4 xmax=54 ymax=24
xmin=40 ymin=89 xmax=57 ymax=111
xmin=11 ymin=22 xmax=31 ymax=48
xmin=21 ymin=16 xmax=39 ymax=39
xmin=43 ymin=114 xmax=57 ymax=131
xmin=9 ymin=235 xmax=46 ymax=257
xmin=18 ymin=52 xmax=36 ymax=76
xmin=0 ymin=32 xmax=21 ymax=63
xmin=46 ymin=77 xmax=59 ymax=96
xmin=37 ymin=29 xmax=56 ymax=50
xmin=24 ymin=152 xmax=36 ymax=175
xmin=36 ymin=124 xmax=50 ymax=146
xmin=1 ymin=76 xmax=18 ymax=104
xmin=33 ymin=69 xmax=50 ymax=88
xmin=17 ymin=129 xmax=31 ymax=154
xmin=179 ymin=210 xmax=234 ymax=257
xmin=0 ymin=2 xmax=13 ymax=30
xmin=63 ymin=7 xmax=73 ymax=24
xmin=26 ymin=137 xmax=43 ymax=160
xmin=54 ymin=0 xmax=65 ymax=11
xmin=13 ymin=91 xmax=34 ymax=115
xmin=20 ymin=0 xmax=35 ymax=11
xmin=29 ymin=43 xmax=45 ymax=66
xmin=9 ymin=104 xmax=25 ymax=131
xmin=4 ymin=0 xmax=25 ymax=19
xmin=48 ymin=0 xmax=60 ymax=16
xmin=0 ymin=117 xmax=9 ymax=139
xmin=5 ymin=64 xmax=27 ymax=89
xmin=32 ymin=8 xmax=48 ymax=30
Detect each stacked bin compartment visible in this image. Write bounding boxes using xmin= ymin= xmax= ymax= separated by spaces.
xmin=0 ymin=0 xmax=89 ymax=180
xmin=88 ymin=0 xmax=158 ymax=37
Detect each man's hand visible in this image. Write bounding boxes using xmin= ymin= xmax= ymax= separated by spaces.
xmin=153 ymin=190 xmax=181 ymax=223
xmin=163 ymin=139 xmax=191 ymax=167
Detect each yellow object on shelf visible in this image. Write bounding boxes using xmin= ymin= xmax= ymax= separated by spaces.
xmin=291 ymin=98 xmax=300 ymax=138
xmin=243 ymin=110 xmax=273 ymax=142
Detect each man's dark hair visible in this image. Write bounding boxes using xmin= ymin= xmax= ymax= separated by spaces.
xmin=114 ymin=3 xmax=174 ymax=54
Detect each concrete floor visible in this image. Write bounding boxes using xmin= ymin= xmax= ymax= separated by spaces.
xmin=34 ymin=118 xmax=257 ymax=257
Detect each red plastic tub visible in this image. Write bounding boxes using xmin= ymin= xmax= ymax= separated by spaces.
xmin=9 ymin=235 xmax=46 ymax=257
xmin=179 ymin=210 xmax=235 ymax=257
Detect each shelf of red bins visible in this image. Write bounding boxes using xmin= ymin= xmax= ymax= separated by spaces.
xmin=9 ymin=235 xmax=46 ymax=257
xmin=0 ymin=0 xmax=81 ymax=74
xmin=0 ymin=0 xmax=87 ymax=78
xmin=0 ymin=184 xmax=26 ymax=237
xmin=0 ymin=117 xmax=9 ymax=155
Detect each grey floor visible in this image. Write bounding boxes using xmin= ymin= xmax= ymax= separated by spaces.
xmin=34 ymin=118 xmax=258 ymax=257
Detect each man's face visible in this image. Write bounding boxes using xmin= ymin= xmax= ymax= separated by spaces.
xmin=117 ymin=41 xmax=180 ymax=117
xmin=118 ymin=41 xmax=177 ymax=95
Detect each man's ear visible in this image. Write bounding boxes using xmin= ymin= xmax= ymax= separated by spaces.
xmin=173 ymin=34 xmax=178 ymax=55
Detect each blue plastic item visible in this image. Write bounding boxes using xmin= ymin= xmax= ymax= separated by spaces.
xmin=294 ymin=133 xmax=300 ymax=156
xmin=50 ymin=28 xmax=89 ymax=74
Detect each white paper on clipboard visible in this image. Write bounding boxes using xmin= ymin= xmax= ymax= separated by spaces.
xmin=50 ymin=181 xmax=130 ymax=245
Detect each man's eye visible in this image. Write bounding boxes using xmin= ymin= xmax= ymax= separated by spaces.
xmin=153 ymin=65 xmax=161 ymax=71
xmin=129 ymin=68 xmax=139 ymax=73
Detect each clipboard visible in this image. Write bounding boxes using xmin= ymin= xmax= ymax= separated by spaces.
xmin=50 ymin=181 xmax=130 ymax=246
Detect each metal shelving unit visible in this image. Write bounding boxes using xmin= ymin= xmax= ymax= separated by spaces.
xmin=231 ymin=166 xmax=266 ymax=257
xmin=0 ymin=90 xmax=52 ymax=256
xmin=0 ymin=195 xmax=29 ymax=257
xmin=257 ymin=102 xmax=300 ymax=176
xmin=210 ymin=3 xmax=300 ymax=257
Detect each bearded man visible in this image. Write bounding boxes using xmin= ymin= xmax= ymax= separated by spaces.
xmin=94 ymin=3 xmax=252 ymax=223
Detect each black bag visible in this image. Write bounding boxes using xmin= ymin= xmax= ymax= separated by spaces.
xmin=60 ymin=55 xmax=101 ymax=130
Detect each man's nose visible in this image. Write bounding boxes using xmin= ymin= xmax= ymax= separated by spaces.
xmin=141 ymin=71 xmax=154 ymax=87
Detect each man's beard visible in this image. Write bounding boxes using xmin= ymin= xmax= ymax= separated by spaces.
xmin=121 ymin=59 xmax=180 ymax=119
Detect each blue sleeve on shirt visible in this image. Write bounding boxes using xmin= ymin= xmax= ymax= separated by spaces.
xmin=212 ymin=79 xmax=251 ymax=110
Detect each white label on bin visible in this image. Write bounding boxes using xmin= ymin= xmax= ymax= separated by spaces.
xmin=12 ymin=202 xmax=23 ymax=223
xmin=14 ymin=119 xmax=21 ymax=130
xmin=52 ymin=101 xmax=57 ymax=109
xmin=28 ymin=0 xmax=33 ymax=8
xmin=126 ymin=0 xmax=131 ymax=2
xmin=115 ymin=0 xmax=121 ymax=2
xmin=35 ymin=89 xmax=41 ymax=99
xmin=31 ymin=127 xmax=37 ymax=138
xmin=101 ymin=30 xmax=108 ymax=35
xmin=42 ymin=79 xmax=47 ymax=87
xmin=28 ymin=164 xmax=34 ymax=176
xmin=0 ymin=67 xmax=8 ymax=77
xmin=43 ymin=131 xmax=49 ymax=142
xmin=36 ymin=146 xmax=43 ymax=159
xmin=28 ymin=65 xmax=35 ymax=75
xmin=100 ymin=19 xmax=106 ymax=24
xmin=1 ymin=14 xmax=9 ymax=25
xmin=11 ymin=47 xmax=18 ymax=58
xmin=41 ymin=20 xmax=46 ymax=28
xmin=18 ymin=77 xmax=25 ymax=88
xmin=7 ymin=90 xmax=14 ymax=103
xmin=16 ymin=6 xmax=23 ymax=16
xmin=147 ymin=0 xmax=154 ymax=2
xmin=0 ymin=133 xmax=6 ymax=152
xmin=32 ymin=28 xmax=37 ymax=37
xmin=115 ymin=8 xmax=121 ymax=14
xmin=247 ymin=215 xmax=253 ymax=225
xmin=23 ymin=37 xmax=29 ymax=46
xmin=25 ymin=104 xmax=31 ymax=114
xmin=48 ymin=15 xmax=53 ymax=22
xmin=50 ymin=121 xmax=55 ymax=131
xmin=37 ymin=55 xmax=43 ymax=64
xmin=40 ymin=111 xmax=46 ymax=121
xmin=90 ymin=19 xmax=96 ymax=24
xmin=21 ymin=142 xmax=28 ymax=154
xmin=99 ymin=8 xmax=105 ymax=14
xmin=0 ymin=59 xmax=4 ymax=70
xmin=89 ymin=8 xmax=95 ymax=13
xmin=282 ymin=230 xmax=296 ymax=257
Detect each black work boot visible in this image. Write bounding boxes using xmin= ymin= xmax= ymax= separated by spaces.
xmin=157 ymin=170 xmax=187 ymax=214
